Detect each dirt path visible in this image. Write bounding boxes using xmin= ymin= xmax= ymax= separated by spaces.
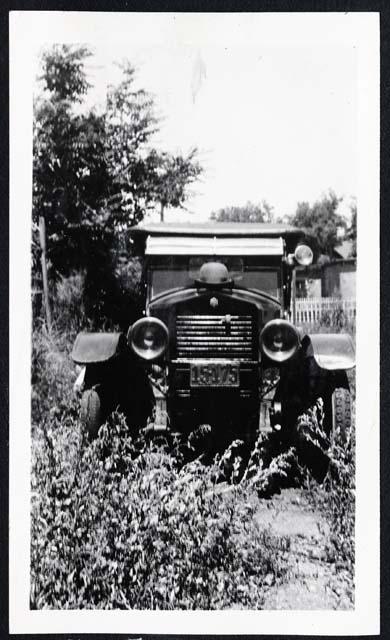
xmin=254 ymin=488 xmax=354 ymax=609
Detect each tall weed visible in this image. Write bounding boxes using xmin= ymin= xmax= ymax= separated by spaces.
xmin=31 ymin=326 xmax=78 ymax=427
xmin=304 ymin=400 xmax=355 ymax=571
xmin=31 ymin=412 xmax=287 ymax=610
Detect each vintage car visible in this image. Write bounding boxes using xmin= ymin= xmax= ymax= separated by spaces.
xmin=71 ymin=223 xmax=355 ymax=453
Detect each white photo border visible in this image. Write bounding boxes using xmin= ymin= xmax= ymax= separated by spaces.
xmin=9 ymin=10 xmax=380 ymax=635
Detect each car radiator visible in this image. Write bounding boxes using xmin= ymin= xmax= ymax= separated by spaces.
xmin=175 ymin=314 xmax=255 ymax=360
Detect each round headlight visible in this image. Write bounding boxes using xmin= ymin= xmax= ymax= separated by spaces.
xmin=294 ymin=244 xmax=313 ymax=266
xmin=128 ymin=317 xmax=169 ymax=361
xmin=260 ymin=319 xmax=300 ymax=363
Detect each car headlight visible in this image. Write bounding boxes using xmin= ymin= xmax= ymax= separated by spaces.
xmin=128 ymin=317 xmax=169 ymax=361
xmin=294 ymin=244 xmax=313 ymax=266
xmin=260 ymin=319 xmax=300 ymax=363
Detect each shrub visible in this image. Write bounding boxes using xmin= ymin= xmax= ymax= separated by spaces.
xmin=53 ymin=271 xmax=87 ymax=334
xmin=319 ymin=304 xmax=355 ymax=334
xmin=304 ymin=399 xmax=355 ymax=572
xmin=242 ymin=432 xmax=303 ymax=497
xmin=322 ymin=416 xmax=355 ymax=571
xmin=31 ymin=326 xmax=78 ymax=427
xmin=31 ymin=412 xmax=287 ymax=610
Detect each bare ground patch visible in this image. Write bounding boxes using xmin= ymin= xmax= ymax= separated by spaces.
xmin=255 ymin=488 xmax=354 ymax=609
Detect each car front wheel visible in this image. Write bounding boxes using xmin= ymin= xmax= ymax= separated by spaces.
xmin=80 ymin=389 xmax=102 ymax=439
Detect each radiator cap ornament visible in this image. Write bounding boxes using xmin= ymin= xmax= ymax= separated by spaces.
xmin=210 ymin=296 xmax=219 ymax=308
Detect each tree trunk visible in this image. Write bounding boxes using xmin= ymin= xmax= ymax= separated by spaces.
xmin=39 ymin=216 xmax=52 ymax=332
xmin=160 ymin=202 xmax=165 ymax=223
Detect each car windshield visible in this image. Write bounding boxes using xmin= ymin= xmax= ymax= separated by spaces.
xmin=149 ymin=256 xmax=281 ymax=299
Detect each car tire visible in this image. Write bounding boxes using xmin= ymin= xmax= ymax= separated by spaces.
xmin=328 ymin=386 xmax=352 ymax=443
xmin=296 ymin=385 xmax=352 ymax=482
xmin=80 ymin=389 xmax=101 ymax=439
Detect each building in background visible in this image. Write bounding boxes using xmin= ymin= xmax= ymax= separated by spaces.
xmin=296 ymin=239 xmax=356 ymax=299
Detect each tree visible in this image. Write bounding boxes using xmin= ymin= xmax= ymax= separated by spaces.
xmin=33 ymin=46 xmax=111 ymax=273
xmin=33 ymin=45 xmax=203 ymax=324
xmin=290 ymin=191 xmax=346 ymax=256
xmin=210 ymin=200 xmax=274 ymax=223
xmin=102 ymin=62 xmax=159 ymax=227
xmin=146 ymin=149 xmax=203 ymax=222
xmin=347 ymin=199 xmax=357 ymax=257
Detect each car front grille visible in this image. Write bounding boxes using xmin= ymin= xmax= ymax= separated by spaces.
xmin=175 ymin=314 xmax=255 ymax=361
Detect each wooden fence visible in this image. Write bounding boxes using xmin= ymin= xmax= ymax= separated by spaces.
xmin=295 ymin=297 xmax=356 ymax=325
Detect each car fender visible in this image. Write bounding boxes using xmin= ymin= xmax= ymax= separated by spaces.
xmin=306 ymin=333 xmax=355 ymax=371
xmin=71 ymin=332 xmax=126 ymax=364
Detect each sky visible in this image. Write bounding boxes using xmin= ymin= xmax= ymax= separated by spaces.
xmin=34 ymin=22 xmax=358 ymax=224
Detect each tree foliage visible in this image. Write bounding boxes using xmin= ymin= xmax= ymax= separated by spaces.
xmin=33 ymin=45 xmax=203 ymax=324
xmin=147 ymin=148 xmax=203 ymax=221
xmin=346 ymin=200 xmax=357 ymax=258
xmin=289 ymin=191 xmax=346 ymax=256
xmin=210 ymin=201 xmax=274 ymax=223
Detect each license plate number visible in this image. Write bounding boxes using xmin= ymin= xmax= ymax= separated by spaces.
xmin=190 ymin=363 xmax=239 ymax=387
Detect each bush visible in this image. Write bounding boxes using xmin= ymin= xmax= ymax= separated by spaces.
xmin=319 ymin=304 xmax=355 ymax=334
xmin=53 ymin=271 xmax=87 ymax=334
xmin=31 ymin=412 xmax=288 ymax=609
xmin=298 ymin=304 xmax=356 ymax=338
xmin=322 ymin=416 xmax=355 ymax=570
xmin=304 ymin=399 xmax=355 ymax=572
xmin=31 ymin=326 xmax=78 ymax=427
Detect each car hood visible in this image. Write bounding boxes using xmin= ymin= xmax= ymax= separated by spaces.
xmin=148 ymin=286 xmax=281 ymax=335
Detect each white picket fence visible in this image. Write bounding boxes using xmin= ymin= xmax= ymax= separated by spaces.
xmin=295 ymin=297 xmax=356 ymax=325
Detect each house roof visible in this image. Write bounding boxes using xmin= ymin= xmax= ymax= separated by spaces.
xmin=333 ymin=240 xmax=353 ymax=260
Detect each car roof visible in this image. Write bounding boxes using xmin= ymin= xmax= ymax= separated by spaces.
xmin=129 ymin=222 xmax=303 ymax=239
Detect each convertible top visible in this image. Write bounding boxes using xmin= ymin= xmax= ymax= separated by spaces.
xmin=129 ymin=222 xmax=303 ymax=239
xmin=130 ymin=222 xmax=304 ymax=255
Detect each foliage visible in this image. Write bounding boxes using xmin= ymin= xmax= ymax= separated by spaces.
xmin=297 ymin=310 xmax=356 ymax=339
xmin=146 ymin=148 xmax=203 ymax=221
xmin=31 ymin=412 xmax=287 ymax=609
xmin=243 ymin=434 xmax=303 ymax=497
xmin=33 ymin=45 xmax=203 ymax=326
xmin=31 ymin=326 xmax=79 ymax=428
xmin=322 ymin=418 xmax=355 ymax=570
xmin=210 ymin=200 xmax=274 ymax=223
xmin=346 ymin=199 xmax=357 ymax=258
xmin=304 ymin=397 xmax=355 ymax=572
xmin=39 ymin=45 xmax=92 ymax=101
xmin=318 ymin=303 xmax=355 ymax=334
xmin=290 ymin=191 xmax=346 ymax=256
xmin=53 ymin=272 xmax=87 ymax=334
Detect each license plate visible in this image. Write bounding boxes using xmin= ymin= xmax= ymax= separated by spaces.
xmin=190 ymin=362 xmax=239 ymax=387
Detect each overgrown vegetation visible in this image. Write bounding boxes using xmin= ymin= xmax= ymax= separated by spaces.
xmin=31 ymin=313 xmax=355 ymax=609
xmin=305 ymin=382 xmax=356 ymax=573
xmin=298 ymin=301 xmax=356 ymax=338
xmin=31 ymin=411 xmax=290 ymax=609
